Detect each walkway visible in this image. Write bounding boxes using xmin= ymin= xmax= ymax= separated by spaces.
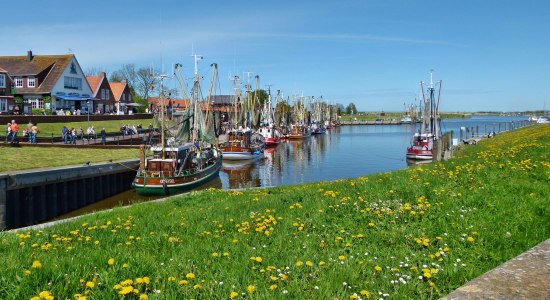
xmin=442 ymin=238 xmax=550 ymax=299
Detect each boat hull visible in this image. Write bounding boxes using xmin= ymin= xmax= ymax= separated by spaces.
xmin=222 ymin=151 xmax=264 ymax=160
xmin=406 ymin=148 xmax=433 ymax=160
xmin=264 ymin=137 xmax=280 ymax=146
xmin=134 ymin=157 xmax=222 ymax=196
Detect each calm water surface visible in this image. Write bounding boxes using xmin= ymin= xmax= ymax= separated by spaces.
xmin=58 ymin=115 xmax=528 ymax=220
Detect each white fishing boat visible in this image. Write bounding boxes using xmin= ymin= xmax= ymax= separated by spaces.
xmin=406 ymin=70 xmax=442 ymax=160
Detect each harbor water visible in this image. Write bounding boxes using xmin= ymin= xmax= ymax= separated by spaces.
xmin=58 ymin=115 xmax=528 ymax=220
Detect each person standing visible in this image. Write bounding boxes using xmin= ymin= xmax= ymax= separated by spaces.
xmin=10 ymin=120 xmax=19 ymax=144
xmin=62 ymin=126 xmax=69 ymax=144
xmin=30 ymin=123 xmax=39 ymax=144
xmin=5 ymin=122 xmax=11 ymax=144
xmin=100 ymin=128 xmax=106 ymax=145
xmin=70 ymin=128 xmax=76 ymax=144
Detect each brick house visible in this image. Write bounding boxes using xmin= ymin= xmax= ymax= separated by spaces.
xmin=0 ymin=67 xmax=15 ymax=114
xmin=0 ymin=51 xmax=94 ymax=114
xmin=109 ymin=80 xmax=133 ymax=114
xmin=86 ymin=72 xmax=114 ymax=114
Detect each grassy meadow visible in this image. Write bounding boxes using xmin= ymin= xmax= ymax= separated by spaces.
xmin=0 ymin=124 xmax=548 ymax=299
xmin=0 ymin=147 xmax=144 ymax=173
xmin=21 ymin=119 xmax=152 ymax=138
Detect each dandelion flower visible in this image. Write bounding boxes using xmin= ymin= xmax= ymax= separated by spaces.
xmin=86 ymin=281 xmax=95 ymax=288
xmin=360 ymin=290 xmax=370 ymax=296
xmin=32 ymin=260 xmax=42 ymax=269
xmin=186 ymin=273 xmax=195 ymax=279
xmin=306 ymin=261 xmax=313 ymax=267
xmin=296 ymin=261 xmax=304 ymax=267
xmin=319 ymin=261 xmax=326 ymax=266
xmin=108 ymin=258 xmax=115 ymax=266
xmin=374 ymin=265 xmax=382 ymax=272
xmin=338 ymin=255 xmax=346 ymax=261
xmin=179 ymin=280 xmax=188 ymax=285
xmin=467 ymin=236 xmax=475 ymax=242
xmin=193 ymin=284 xmax=201 ymax=290
xmin=139 ymin=294 xmax=148 ymax=300
xmin=230 ymin=291 xmax=238 ymax=299
xmin=247 ymin=285 xmax=255 ymax=294
xmin=270 ymin=284 xmax=278 ymax=290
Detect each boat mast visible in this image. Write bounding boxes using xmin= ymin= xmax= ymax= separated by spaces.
xmin=158 ymin=74 xmax=169 ymax=159
xmin=192 ymin=53 xmax=202 ymax=143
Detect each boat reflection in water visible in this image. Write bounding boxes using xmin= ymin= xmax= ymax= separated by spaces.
xmin=406 ymin=158 xmax=433 ymax=166
xmin=221 ymin=158 xmax=262 ymax=189
xmin=56 ymin=177 xmax=222 ymax=221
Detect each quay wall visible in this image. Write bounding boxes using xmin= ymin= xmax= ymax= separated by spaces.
xmin=0 ymin=160 xmax=139 ymax=230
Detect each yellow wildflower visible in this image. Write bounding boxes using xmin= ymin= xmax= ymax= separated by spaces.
xmin=186 ymin=272 xmax=195 ymax=279
xmin=247 ymin=285 xmax=255 ymax=294
xmin=108 ymin=258 xmax=115 ymax=266
xmin=230 ymin=291 xmax=238 ymax=299
xmin=32 ymin=260 xmax=42 ymax=269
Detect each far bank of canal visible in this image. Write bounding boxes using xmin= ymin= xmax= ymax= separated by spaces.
xmin=1 ymin=115 xmax=530 ymax=229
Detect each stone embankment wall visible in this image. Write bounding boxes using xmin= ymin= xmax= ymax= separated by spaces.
xmin=0 ymin=160 xmax=139 ymax=230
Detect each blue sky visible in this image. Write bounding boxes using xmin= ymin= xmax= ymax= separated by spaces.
xmin=2 ymin=0 xmax=549 ymax=112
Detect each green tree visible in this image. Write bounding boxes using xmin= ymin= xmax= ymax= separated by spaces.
xmin=335 ymin=103 xmax=344 ymax=115
xmin=346 ymin=103 xmax=357 ymax=115
xmin=253 ymin=89 xmax=268 ymax=107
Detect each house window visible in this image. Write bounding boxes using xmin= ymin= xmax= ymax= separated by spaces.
xmin=28 ymin=76 xmax=36 ymax=87
xmin=0 ymin=74 xmax=5 ymax=88
xmin=15 ymin=77 xmax=23 ymax=88
xmin=64 ymin=76 xmax=82 ymax=90
xmin=128 ymin=93 xmax=132 ymax=101
xmin=29 ymin=98 xmax=43 ymax=109
xmin=104 ymin=89 xmax=110 ymax=100
xmin=122 ymin=93 xmax=125 ymax=101
xmin=0 ymin=99 xmax=6 ymax=112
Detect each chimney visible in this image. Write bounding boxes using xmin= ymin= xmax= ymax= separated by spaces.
xmin=27 ymin=50 xmax=33 ymax=61
xmin=100 ymin=72 xmax=106 ymax=78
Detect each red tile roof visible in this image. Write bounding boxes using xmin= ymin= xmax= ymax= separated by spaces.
xmin=110 ymin=81 xmax=127 ymax=102
xmin=86 ymin=75 xmax=103 ymax=96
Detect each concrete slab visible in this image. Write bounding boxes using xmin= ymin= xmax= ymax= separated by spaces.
xmin=442 ymin=239 xmax=550 ymax=300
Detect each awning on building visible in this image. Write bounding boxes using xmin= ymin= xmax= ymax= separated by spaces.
xmin=55 ymin=95 xmax=98 ymax=101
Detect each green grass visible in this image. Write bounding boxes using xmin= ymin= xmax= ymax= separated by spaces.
xmin=0 ymin=147 xmax=144 ymax=173
xmin=0 ymin=124 xmax=548 ymax=299
xmin=17 ymin=118 xmax=153 ymax=137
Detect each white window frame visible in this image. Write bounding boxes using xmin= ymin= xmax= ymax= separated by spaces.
xmin=29 ymin=99 xmax=43 ymax=109
xmin=28 ymin=76 xmax=36 ymax=87
xmin=104 ymin=89 xmax=110 ymax=100
xmin=0 ymin=74 xmax=5 ymax=88
xmin=0 ymin=99 xmax=7 ymax=112
xmin=15 ymin=77 xmax=23 ymax=88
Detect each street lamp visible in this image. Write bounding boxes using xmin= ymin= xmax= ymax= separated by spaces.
xmin=86 ymin=100 xmax=90 ymax=129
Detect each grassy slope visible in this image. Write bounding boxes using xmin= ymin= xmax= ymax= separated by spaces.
xmin=0 ymin=124 xmax=548 ymax=299
xmin=15 ymin=118 xmax=153 ymax=137
xmin=0 ymin=147 xmax=143 ymax=173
